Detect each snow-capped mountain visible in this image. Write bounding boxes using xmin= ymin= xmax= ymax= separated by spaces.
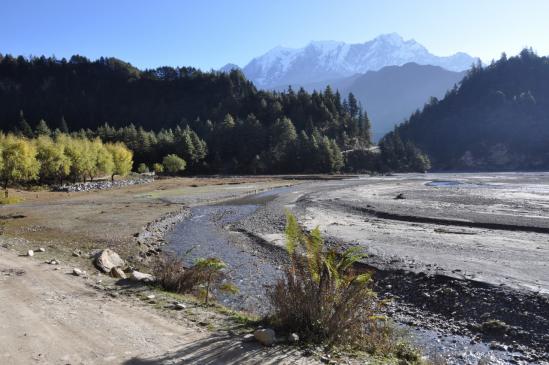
xmin=218 ymin=63 xmax=241 ymax=73
xmin=241 ymin=33 xmax=477 ymax=89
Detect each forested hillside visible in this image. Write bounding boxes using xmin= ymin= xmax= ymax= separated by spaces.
xmin=0 ymin=54 xmax=374 ymax=173
xmin=385 ymin=50 xmax=549 ymax=170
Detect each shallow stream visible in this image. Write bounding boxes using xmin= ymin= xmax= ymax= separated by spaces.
xmin=166 ymin=186 xmax=515 ymax=364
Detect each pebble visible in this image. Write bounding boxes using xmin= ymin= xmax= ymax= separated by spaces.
xmin=72 ymin=268 xmax=85 ymax=276
xmin=146 ymin=294 xmax=155 ymax=300
xmin=288 ymin=333 xmax=299 ymax=343
xmin=27 ymin=250 xmax=34 ymax=257
xmin=242 ymin=333 xmax=255 ymax=342
xmin=174 ymin=302 xmax=187 ymax=310
xmin=37 ymin=247 xmax=46 ymax=253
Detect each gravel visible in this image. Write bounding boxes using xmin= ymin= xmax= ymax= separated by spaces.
xmin=53 ymin=177 xmax=153 ymax=192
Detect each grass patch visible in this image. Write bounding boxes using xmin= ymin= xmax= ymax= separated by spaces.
xmin=0 ymin=196 xmax=24 ymax=205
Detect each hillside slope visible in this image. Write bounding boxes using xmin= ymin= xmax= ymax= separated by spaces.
xmin=386 ymin=50 xmax=549 ymax=170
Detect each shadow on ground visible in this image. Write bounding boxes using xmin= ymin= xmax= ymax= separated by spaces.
xmin=123 ymin=333 xmax=313 ymax=365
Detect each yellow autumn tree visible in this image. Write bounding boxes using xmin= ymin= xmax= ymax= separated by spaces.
xmin=105 ymin=142 xmax=133 ymax=181
xmin=58 ymin=135 xmax=88 ymax=182
xmin=35 ymin=136 xmax=71 ymax=183
xmin=87 ymin=138 xmax=114 ymax=181
xmin=0 ymin=135 xmax=39 ymax=196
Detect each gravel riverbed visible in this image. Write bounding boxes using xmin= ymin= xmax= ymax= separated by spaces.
xmin=166 ymin=174 xmax=549 ymax=364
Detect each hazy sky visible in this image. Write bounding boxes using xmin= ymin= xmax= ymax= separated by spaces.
xmin=3 ymin=0 xmax=548 ymax=70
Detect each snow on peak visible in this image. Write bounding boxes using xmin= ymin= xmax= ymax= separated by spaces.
xmin=242 ymin=33 xmax=478 ymax=89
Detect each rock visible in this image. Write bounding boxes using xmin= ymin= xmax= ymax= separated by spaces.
xmin=110 ymin=267 xmax=127 ymax=279
xmin=146 ymin=294 xmax=155 ymax=300
xmin=394 ymin=193 xmax=405 ymax=200
xmin=130 ymin=270 xmax=155 ymax=283
xmin=37 ymin=247 xmax=46 ymax=252
xmin=254 ymin=328 xmax=276 ymax=346
xmin=47 ymin=259 xmax=59 ymax=265
xmin=94 ymin=249 xmax=125 ymax=273
xmin=72 ymin=250 xmax=82 ymax=257
xmin=288 ymin=333 xmax=299 ymax=343
xmin=72 ymin=268 xmax=84 ymax=276
xmin=489 ymin=341 xmax=508 ymax=351
xmin=242 ymin=333 xmax=255 ymax=342
xmin=27 ymin=250 xmax=34 ymax=257
xmin=174 ymin=302 xmax=186 ymax=310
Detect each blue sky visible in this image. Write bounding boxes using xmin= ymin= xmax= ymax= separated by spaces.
xmin=3 ymin=0 xmax=549 ymax=70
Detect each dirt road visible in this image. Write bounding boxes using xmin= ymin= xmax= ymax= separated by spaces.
xmin=0 ymin=246 xmax=315 ymax=365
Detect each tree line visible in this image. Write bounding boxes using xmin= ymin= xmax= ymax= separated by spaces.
xmin=0 ymin=53 xmax=429 ymax=174
xmin=0 ymin=133 xmax=135 ymax=194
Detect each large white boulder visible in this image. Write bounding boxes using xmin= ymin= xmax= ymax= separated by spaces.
xmin=94 ymin=249 xmax=125 ymax=273
xmin=130 ymin=270 xmax=155 ymax=283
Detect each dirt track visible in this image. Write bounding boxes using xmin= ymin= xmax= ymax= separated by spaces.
xmin=0 ymin=249 xmax=314 ymax=365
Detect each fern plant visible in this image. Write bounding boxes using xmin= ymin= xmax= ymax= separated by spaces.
xmin=268 ymin=211 xmax=395 ymax=353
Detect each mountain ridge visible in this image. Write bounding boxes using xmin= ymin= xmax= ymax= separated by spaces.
xmin=239 ymin=33 xmax=478 ymax=89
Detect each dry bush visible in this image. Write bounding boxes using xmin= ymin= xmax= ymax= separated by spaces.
xmin=152 ymin=254 xmax=199 ymax=294
xmin=152 ymin=254 xmax=238 ymax=304
xmin=268 ymin=212 xmax=421 ymax=360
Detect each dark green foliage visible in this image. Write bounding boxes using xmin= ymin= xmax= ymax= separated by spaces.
xmin=35 ymin=119 xmax=51 ymax=136
xmin=344 ymin=149 xmax=381 ymax=173
xmin=17 ymin=111 xmax=33 ymax=138
xmin=379 ymin=131 xmax=431 ymax=172
xmin=389 ymin=49 xmax=549 ymax=170
xmin=0 ymin=54 xmax=372 ymax=174
xmin=137 ymin=163 xmax=149 ymax=174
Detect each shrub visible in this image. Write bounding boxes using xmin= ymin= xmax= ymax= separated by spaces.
xmin=152 ymin=254 xmax=237 ymax=305
xmin=137 ymin=163 xmax=149 ymax=173
xmin=162 ymin=154 xmax=186 ymax=175
xmin=268 ymin=212 xmax=411 ymax=356
xmin=153 ymin=162 xmax=164 ymax=174
xmin=152 ymin=254 xmax=197 ymax=294
xmin=480 ymin=319 xmax=509 ymax=336
xmin=194 ymin=257 xmax=238 ymax=304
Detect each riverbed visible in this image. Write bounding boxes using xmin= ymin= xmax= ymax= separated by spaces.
xmin=166 ymin=173 xmax=549 ymax=364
